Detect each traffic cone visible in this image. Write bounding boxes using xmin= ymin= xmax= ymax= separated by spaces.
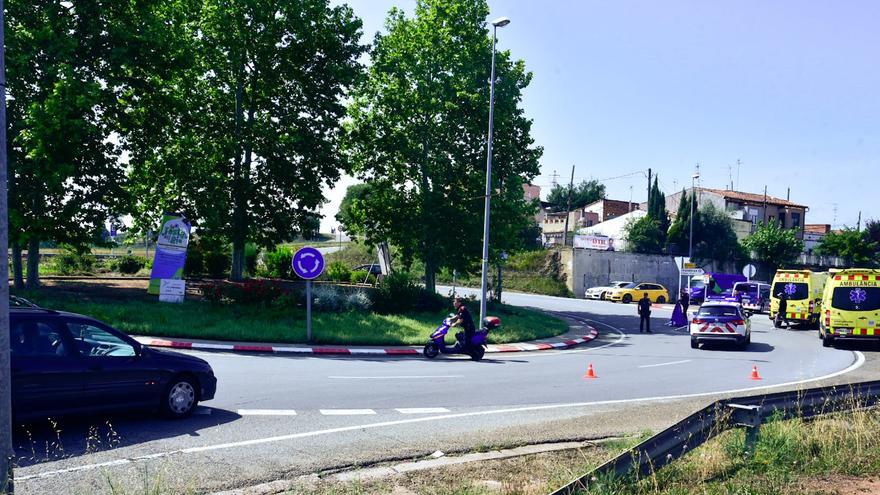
xmin=749 ymin=365 xmax=762 ymax=381
xmin=584 ymin=363 xmax=597 ymax=379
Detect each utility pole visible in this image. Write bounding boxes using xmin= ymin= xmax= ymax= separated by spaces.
xmin=857 ymin=211 xmax=862 ymax=231
xmin=762 ymin=186 xmax=768 ymax=224
xmin=0 ymin=0 xmax=12 ymax=491
xmin=736 ymin=159 xmax=741 ymax=191
xmin=562 ymin=165 xmax=575 ymax=247
xmin=647 ymin=168 xmax=652 ymax=210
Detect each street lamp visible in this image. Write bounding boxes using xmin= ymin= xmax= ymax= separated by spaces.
xmin=689 ymin=169 xmax=700 ymax=259
xmin=479 ymin=16 xmax=510 ymax=326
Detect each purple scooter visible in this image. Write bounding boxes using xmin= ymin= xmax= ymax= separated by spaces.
xmin=423 ymin=315 xmax=501 ymax=361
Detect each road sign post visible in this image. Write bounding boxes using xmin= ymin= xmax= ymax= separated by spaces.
xmin=743 ymin=263 xmax=757 ymax=281
xmin=292 ymin=247 xmax=325 ymax=342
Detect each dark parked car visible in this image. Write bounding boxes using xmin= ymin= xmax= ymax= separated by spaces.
xmin=354 ymin=264 xmax=382 ymax=276
xmin=10 ymin=307 xmax=216 ymax=421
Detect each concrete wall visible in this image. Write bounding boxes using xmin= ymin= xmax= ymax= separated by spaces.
xmin=569 ymin=250 xmax=680 ymax=299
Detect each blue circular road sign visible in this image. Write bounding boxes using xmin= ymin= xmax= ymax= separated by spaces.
xmin=292 ymin=246 xmax=325 ymax=280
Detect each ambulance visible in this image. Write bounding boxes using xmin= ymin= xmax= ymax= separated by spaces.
xmin=819 ymin=268 xmax=880 ymax=348
xmin=769 ymin=270 xmax=829 ymax=328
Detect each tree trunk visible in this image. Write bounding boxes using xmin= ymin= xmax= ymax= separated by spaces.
xmin=229 ymin=64 xmax=246 ymax=282
xmin=25 ymin=237 xmax=40 ymax=289
xmin=12 ymin=241 xmax=23 ymax=290
xmin=423 ymin=256 xmax=436 ymax=295
xmin=495 ymin=262 xmax=502 ymax=303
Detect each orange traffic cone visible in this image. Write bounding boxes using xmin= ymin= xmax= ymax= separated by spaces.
xmin=749 ymin=365 xmax=762 ymax=381
xmin=584 ymin=363 xmax=598 ymax=379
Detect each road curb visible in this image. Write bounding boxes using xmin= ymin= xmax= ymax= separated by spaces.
xmin=133 ymin=326 xmax=598 ymax=357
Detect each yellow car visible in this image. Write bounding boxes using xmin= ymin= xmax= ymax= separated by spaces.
xmin=607 ymin=283 xmax=670 ymax=304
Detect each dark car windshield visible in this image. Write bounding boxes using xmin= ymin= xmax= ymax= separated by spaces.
xmin=697 ymin=306 xmax=741 ymax=318
xmin=831 ymin=287 xmax=880 ymax=312
xmin=772 ymin=282 xmax=809 ymax=301
xmin=733 ymin=282 xmax=758 ymax=294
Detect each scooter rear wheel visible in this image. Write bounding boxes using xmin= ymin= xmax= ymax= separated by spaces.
xmin=469 ymin=346 xmax=485 ymax=361
xmin=423 ymin=343 xmax=440 ymax=359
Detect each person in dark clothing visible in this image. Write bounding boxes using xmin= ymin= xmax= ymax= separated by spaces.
xmin=451 ymin=297 xmax=476 ymax=348
xmin=775 ymin=292 xmax=789 ymax=328
xmin=680 ymin=289 xmax=690 ymax=314
xmin=638 ymin=293 xmax=652 ymax=333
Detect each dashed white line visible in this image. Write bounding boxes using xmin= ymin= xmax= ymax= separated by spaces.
xmin=328 ymin=375 xmax=463 ymax=379
xmin=638 ymin=359 xmax=692 ymax=369
xmin=395 ymin=408 xmax=451 ymax=414
xmin=238 ymin=409 xmax=298 ymax=416
xmin=319 ymin=409 xmax=377 ymax=416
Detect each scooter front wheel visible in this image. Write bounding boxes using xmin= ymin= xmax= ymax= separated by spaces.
xmin=423 ymin=343 xmax=440 ymax=359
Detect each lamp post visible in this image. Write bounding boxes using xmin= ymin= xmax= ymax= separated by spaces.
xmin=689 ymin=170 xmax=699 ymax=259
xmin=479 ymin=16 xmax=509 ymax=325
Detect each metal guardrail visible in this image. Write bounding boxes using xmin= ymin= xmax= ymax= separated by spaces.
xmin=550 ymin=380 xmax=880 ymax=495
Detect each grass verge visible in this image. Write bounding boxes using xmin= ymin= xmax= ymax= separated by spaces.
xmin=16 ymin=290 xmax=568 ymax=346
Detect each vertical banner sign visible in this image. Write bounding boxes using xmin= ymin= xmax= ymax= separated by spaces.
xmin=147 ymin=214 xmax=191 ymax=301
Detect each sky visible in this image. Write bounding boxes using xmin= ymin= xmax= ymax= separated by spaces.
xmin=319 ymin=0 xmax=879 ymax=233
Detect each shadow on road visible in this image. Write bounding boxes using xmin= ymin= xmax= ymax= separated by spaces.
xmin=696 ymin=341 xmax=775 ymax=353
xmin=12 ymin=408 xmax=241 ymax=469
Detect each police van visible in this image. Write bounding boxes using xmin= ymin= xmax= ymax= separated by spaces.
xmin=819 ymin=268 xmax=880 ymax=348
xmin=769 ymin=270 xmax=828 ymax=328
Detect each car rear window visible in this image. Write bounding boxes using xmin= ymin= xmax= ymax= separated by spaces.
xmin=772 ymin=282 xmax=809 ymax=301
xmin=697 ymin=306 xmax=740 ymax=317
xmin=831 ymin=287 xmax=880 ymax=312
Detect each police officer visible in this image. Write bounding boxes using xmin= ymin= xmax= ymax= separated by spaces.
xmin=638 ymin=292 xmax=652 ymax=333
xmin=775 ymin=292 xmax=789 ymax=328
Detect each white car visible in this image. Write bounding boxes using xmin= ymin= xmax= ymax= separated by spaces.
xmin=689 ymin=301 xmax=752 ymax=350
xmin=584 ymin=281 xmax=631 ymax=300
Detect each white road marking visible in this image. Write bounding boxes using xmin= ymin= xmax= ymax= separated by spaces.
xmin=238 ymin=409 xmax=298 ymax=416
xmin=328 ymin=375 xmax=463 ymax=379
xmin=395 ymin=408 xmax=451 ymax=414
xmin=638 ymin=359 xmax=692 ymax=369
xmin=320 ymin=409 xmax=377 ymax=416
xmin=18 ymin=350 xmax=865 ymax=482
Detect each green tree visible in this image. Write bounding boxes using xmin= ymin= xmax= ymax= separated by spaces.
xmin=692 ymin=203 xmax=745 ymax=265
xmin=545 ymin=179 xmax=605 ymax=212
xmin=743 ymin=221 xmax=805 ymax=273
xmin=667 ymin=189 xmax=694 ymax=255
xmin=816 ymin=228 xmax=878 ymax=266
xmin=6 ymin=0 xmax=146 ymax=288
xmin=125 ymin=0 xmax=365 ymax=280
xmin=344 ymin=0 xmax=542 ymax=292
xmin=336 ymin=183 xmax=375 ymax=234
xmin=645 ymin=177 xmax=669 ymax=245
xmin=624 ymin=216 xmax=665 ymax=254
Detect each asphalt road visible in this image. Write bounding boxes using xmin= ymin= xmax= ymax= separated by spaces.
xmin=13 ymin=289 xmax=872 ymax=494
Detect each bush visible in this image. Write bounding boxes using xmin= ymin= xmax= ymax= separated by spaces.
xmin=371 ymin=272 xmax=446 ymax=314
xmin=344 ymin=290 xmax=373 ymax=312
xmin=199 ymin=279 xmax=286 ymax=305
xmin=114 ymin=255 xmax=147 ymax=274
xmin=312 ymin=285 xmax=344 ymax=311
xmin=326 ymin=261 xmax=351 ymax=283
xmin=186 ymin=237 xmax=230 ymax=277
xmin=204 ymin=250 xmax=230 ymax=278
xmin=245 ymin=243 xmax=259 ymax=275
xmin=349 ymin=270 xmax=370 ymax=284
xmin=52 ymin=246 xmax=96 ymax=275
xmin=263 ymin=247 xmax=294 ymax=279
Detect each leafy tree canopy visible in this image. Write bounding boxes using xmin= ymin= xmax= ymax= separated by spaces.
xmin=624 ymin=216 xmax=665 ymax=254
xmin=546 ymin=179 xmax=605 ymax=212
xmin=816 ymin=228 xmax=878 ymax=266
xmin=743 ymin=221 xmax=804 ymax=273
xmin=344 ymin=0 xmax=542 ymax=291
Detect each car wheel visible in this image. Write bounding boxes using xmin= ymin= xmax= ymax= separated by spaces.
xmin=690 ymin=338 xmax=698 ymax=349
xmin=739 ymin=338 xmax=749 ymax=351
xmin=423 ymin=343 xmax=439 ymax=359
xmin=822 ymin=335 xmax=834 ymax=348
xmin=623 ymin=294 xmax=633 ymax=304
xmin=162 ymin=375 xmax=198 ymax=419
xmin=657 ymin=296 xmax=666 ymax=304
xmin=600 ymin=292 xmax=606 ymax=300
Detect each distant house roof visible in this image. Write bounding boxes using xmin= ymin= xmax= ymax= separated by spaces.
xmin=702 ymin=188 xmax=807 ymax=209
xmin=804 ymin=224 xmax=831 ymax=235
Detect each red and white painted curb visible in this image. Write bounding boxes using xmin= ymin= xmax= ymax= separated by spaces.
xmin=134 ymin=326 xmax=598 ymax=357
